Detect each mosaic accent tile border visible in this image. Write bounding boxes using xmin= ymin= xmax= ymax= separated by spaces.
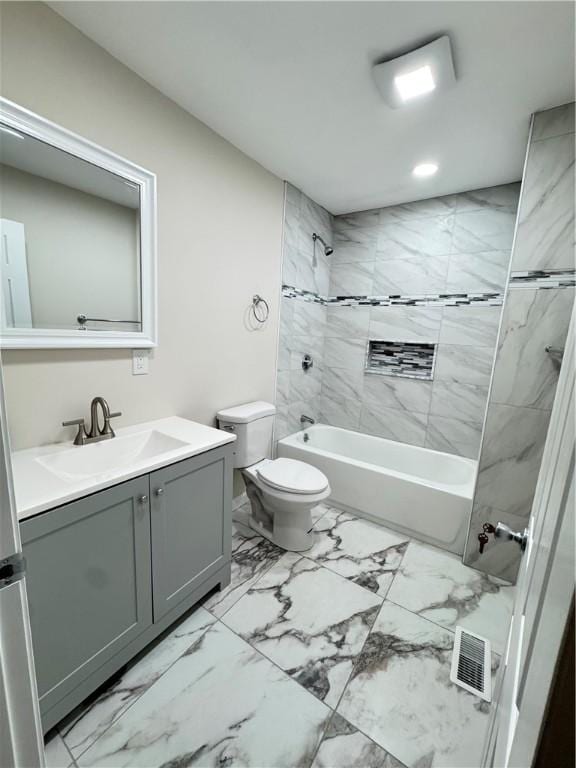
xmin=509 ymin=268 xmax=576 ymax=289
xmin=365 ymin=340 xmax=437 ymax=380
xmin=281 ymin=286 xmax=325 ymax=304
xmin=328 ymin=293 xmax=503 ymax=307
xmin=282 ymin=285 xmax=503 ymax=307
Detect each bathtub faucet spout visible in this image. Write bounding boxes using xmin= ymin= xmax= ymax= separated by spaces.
xmin=300 ymin=414 xmax=315 ymax=428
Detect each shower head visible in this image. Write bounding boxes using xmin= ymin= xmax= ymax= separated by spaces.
xmin=312 ymin=232 xmax=334 ymax=257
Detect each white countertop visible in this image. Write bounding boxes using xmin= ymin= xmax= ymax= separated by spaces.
xmin=12 ymin=417 xmax=236 ymax=522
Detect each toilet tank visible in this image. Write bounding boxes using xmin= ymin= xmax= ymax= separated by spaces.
xmin=216 ymin=401 xmax=276 ymax=469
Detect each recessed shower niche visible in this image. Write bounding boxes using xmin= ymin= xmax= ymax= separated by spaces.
xmin=365 ymin=340 xmax=437 ymax=380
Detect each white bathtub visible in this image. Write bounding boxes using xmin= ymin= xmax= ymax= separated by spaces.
xmin=277 ymin=424 xmax=476 ymax=555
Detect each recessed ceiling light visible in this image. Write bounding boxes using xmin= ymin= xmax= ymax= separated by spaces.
xmin=372 ymin=36 xmax=456 ymax=109
xmin=0 ymin=125 xmax=25 ymax=140
xmin=413 ymin=163 xmax=438 ymax=178
xmin=395 ymin=65 xmax=435 ymax=102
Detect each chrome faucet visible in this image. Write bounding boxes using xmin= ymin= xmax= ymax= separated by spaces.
xmin=62 ymin=397 xmax=122 ymax=446
xmin=300 ymin=414 xmax=315 ymax=428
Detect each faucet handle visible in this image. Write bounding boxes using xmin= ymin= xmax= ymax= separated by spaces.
xmin=62 ymin=418 xmax=85 ymax=427
xmin=100 ymin=411 xmax=122 ymax=437
xmin=62 ymin=418 xmax=87 ymax=446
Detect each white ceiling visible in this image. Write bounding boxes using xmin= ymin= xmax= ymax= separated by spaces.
xmin=51 ymin=1 xmax=575 ymax=214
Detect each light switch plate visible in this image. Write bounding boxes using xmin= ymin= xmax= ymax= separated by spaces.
xmin=132 ymin=349 xmax=149 ymax=375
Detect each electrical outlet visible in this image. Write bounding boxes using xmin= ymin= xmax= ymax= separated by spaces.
xmin=132 ymin=349 xmax=149 ymax=375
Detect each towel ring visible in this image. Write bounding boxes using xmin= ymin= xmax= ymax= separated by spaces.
xmin=251 ymin=294 xmax=270 ymax=324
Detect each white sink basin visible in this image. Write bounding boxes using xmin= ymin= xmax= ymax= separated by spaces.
xmin=13 ymin=416 xmax=236 ymax=520
xmin=37 ymin=430 xmax=188 ymax=481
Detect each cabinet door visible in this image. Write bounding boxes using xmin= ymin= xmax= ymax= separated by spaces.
xmin=20 ymin=476 xmax=152 ymax=716
xmin=150 ymin=446 xmax=232 ymax=622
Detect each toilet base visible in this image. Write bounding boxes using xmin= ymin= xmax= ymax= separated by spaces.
xmin=241 ymin=462 xmax=329 ymax=553
xmin=248 ymin=513 xmax=314 ymax=552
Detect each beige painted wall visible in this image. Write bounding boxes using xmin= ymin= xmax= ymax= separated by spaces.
xmin=0 ymin=2 xmax=284 ymax=452
xmin=2 ymin=164 xmax=139 ymax=329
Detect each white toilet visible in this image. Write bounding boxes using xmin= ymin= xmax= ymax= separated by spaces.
xmin=217 ymin=401 xmax=330 ymax=552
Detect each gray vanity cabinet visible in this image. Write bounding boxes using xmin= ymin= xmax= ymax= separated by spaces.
xmin=20 ymin=476 xmax=153 ymax=720
xmin=150 ymin=447 xmax=232 ymax=622
xmin=20 ymin=443 xmax=233 ymax=732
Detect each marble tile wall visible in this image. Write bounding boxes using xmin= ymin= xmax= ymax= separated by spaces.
xmin=464 ymin=102 xmax=575 ymax=582
xmin=276 ymin=184 xmax=333 ymax=441
xmin=277 ymin=181 xmax=521 ymax=456
xmin=321 ymin=183 xmax=520 ymax=459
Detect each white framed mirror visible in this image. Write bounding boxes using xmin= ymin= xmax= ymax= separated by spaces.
xmin=0 ymin=98 xmax=157 ymax=349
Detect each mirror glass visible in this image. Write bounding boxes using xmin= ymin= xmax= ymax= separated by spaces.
xmin=0 ymin=124 xmax=141 ymax=334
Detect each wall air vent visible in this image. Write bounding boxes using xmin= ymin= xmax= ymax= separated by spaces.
xmin=450 ymin=626 xmax=492 ymax=702
xmin=365 ymin=340 xmax=436 ymax=380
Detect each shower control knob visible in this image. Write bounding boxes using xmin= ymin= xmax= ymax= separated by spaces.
xmin=302 ymin=354 xmax=313 ymax=372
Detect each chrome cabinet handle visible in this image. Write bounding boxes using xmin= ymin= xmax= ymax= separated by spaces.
xmin=154 ymin=488 xmax=164 ymax=497
xmin=138 ymin=494 xmax=148 ymax=504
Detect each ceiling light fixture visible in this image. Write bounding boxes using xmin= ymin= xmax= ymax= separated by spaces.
xmin=0 ymin=125 xmax=25 ymax=140
xmin=413 ymin=162 xmax=439 ymax=178
xmin=395 ymin=65 xmax=435 ymax=102
xmin=372 ymin=36 xmax=456 ymax=109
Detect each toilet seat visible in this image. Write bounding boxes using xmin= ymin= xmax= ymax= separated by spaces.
xmin=256 ymin=458 xmax=328 ymax=495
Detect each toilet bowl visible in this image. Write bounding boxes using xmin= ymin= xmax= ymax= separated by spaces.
xmin=243 ymin=458 xmax=330 ymax=551
xmin=216 ymin=402 xmax=330 ymax=552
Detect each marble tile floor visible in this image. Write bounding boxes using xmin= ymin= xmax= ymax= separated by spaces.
xmin=45 ymin=502 xmax=514 ymax=768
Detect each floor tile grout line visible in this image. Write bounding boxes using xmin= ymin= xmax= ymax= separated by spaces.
xmin=307 ymin=505 xmax=414 ymax=601
xmin=329 ymin=594 xmax=382 ymax=715
xmin=383 ymin=540 xmax=512 ymax=654
xmin=216 ymin=502 xmax=371 ymax=621
xmin=46 ymin=730 xmax=77 ymax=768
xmin=213 ymin=550 xmax=389 ymax=746
xmin=382 ymin=594 xmax=456 ymax=637
xmin=221 ymin=546 xmax=386 ymax=621
xmin=212 ymin=517 xmax=397 ymax=751
xmin=213 ymin=544 xmax=285 ymax=621
xmin=376 ymin=534 xmax=413 ymax=601
xmin=320 ymin=595 xmax=411 ymax=768
xmin=61 ymin=733 xmax=76 ymax=768
xmin=218 ymin=505 xmax=419 ymax=626
xmin=383 ymin=594 xmax=504 ymax=663
xmin=60 ymin=612 xmax=218 ymax=762
xmin=206 ymin=500 xmax=330 ymax=619
xmin=306 ymin=708 xmax=337 ymax=768
xmin=74 ymin=606 xmax=334 ymax=767
xmin=324 ymin=578 xmax=502 ymax=768
xmin=208 ymin=610 xmax=389 ymax=768
xmin=207 ymin=613 xmax=340 ymax=767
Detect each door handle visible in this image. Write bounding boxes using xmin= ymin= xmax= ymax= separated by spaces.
xmin=138 ymin=494 xmax=148 ymax=504
xmin=495 ymin=522 xmax=529 ymax=551
xmin=154 ymin=488 xmax=164 ymax=497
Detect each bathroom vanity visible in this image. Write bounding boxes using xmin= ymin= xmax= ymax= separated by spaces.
xmin=12 ymin=417 xmax=235 ymax=732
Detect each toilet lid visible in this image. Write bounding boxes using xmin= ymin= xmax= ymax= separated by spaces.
xmin=256 ymin=458 xmax=328 ymax=495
